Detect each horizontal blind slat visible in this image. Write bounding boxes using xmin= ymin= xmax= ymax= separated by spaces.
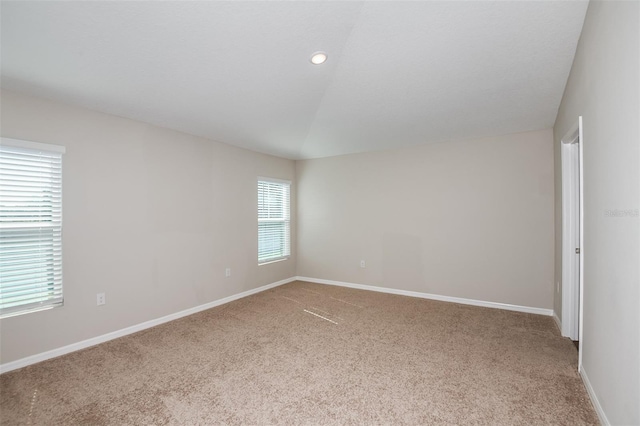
xmin=0 ymin=282 xmax=63 ymax=299
xmin=0 ymin=266 xmax=63 ymax=280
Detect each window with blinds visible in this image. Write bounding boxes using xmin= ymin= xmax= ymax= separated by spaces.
xmin=0 ymin=138 xmax=65 ymax=318
xmin=258 ymin=179 xmax=290 ymax=264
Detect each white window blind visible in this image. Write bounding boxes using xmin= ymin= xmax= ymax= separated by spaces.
xmin=258 ymin=179 xmax=290 ymax=264
xmin=0 ymin=139 xmax=65 ymax=318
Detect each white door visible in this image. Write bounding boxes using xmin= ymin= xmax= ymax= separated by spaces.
xmin=561 ymin=116 xmax=583 ymax=348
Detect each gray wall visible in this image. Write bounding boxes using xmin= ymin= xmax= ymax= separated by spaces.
xmin=297 ymin=129 xmax=555 ymax=310
xmin=0 ymin=89 xmax=296 ymax=364
xmin=553 ymin=1 xmax=639 ymax=424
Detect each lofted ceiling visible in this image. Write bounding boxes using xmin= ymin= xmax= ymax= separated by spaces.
xmin=1 ymin=1 xmax=588 ymax=159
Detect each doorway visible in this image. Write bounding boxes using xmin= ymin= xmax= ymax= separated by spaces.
xmin=561 ymin=116 xmax=584 ymax=368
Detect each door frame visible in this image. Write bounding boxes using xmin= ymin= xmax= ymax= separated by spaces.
xmin=561 ymin=116 xmax=584 ymax=368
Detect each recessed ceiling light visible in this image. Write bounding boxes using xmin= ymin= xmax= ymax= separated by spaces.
xmin=310 ymin=52 xmax=328 ymax=65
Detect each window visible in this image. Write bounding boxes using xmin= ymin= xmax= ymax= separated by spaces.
xmin=258 ymin=178 xmax=290 ymax=264
xmin=0 ymin=138 xmax=65 ymax=318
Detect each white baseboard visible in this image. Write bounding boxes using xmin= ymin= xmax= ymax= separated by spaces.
xmin=580 ymin=366 xmax=610 ymax=426
xmin=295 ymin=276 xmax=554 ymax=316
xmin=553 ymin=312 xmax=562 ymax=332
xmin=0 ymin=277 xmax=297 ymax=374
xmin=0 ymin=276 xmax=554 ymax=374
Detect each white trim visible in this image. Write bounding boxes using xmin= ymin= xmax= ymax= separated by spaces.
xmin=561 ymin=117 xmax=582 ymax=342
xmin=257 ymin=176 xmax=291 ymax=185
xmin=552 ymin=312 xmax=562 ymax=333
xmin=296 ymin=277 xmax=553 ymax=316
xmin=0 ymin=137 xmax=66 ymax=154
xmin=258 ymin=256 xmax=290 ymax=266
xmin=580 ymin=366 xmax=610 ymax=426
xmin=0 ymin=277 xmax=296 ymax=374
xmin=577 ymin=116 xmax=584 ymax=371
xmin=0 ymin=276 xmax=557 ymax=374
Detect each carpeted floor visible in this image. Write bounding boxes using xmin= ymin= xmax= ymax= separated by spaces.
xmin=0 ymin=281 xmax=598 ymax=425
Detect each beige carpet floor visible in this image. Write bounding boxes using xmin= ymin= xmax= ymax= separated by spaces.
xmin=1 ymin=281 xmax=598 ymax=425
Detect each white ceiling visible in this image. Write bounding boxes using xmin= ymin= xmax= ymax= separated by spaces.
xmin=1 ymin=1 xmax=588 ymax=159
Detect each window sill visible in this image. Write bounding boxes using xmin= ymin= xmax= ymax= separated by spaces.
xmin=0 ymin=302 xmax=63 ymax=319
xmin=258 ymin=257 xmax=290 ymax=266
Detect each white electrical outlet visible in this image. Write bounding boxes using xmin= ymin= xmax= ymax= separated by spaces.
xmin=360 ymin=260 xmax=366 ymax=268
xmin=225 ymin=268 xmax=231 ymax=277
xmin=97 ymin=293 xmax=106 ymax=306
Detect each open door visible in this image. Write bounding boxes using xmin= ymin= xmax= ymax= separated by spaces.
xmin=561 ymin=116 xmax=584 ymax=367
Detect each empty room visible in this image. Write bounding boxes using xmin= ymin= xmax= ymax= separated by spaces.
xmin=0 ymin=0 xmax=638 ymax=425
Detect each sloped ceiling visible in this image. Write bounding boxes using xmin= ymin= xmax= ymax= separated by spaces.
xmin=1 ymin=1 xmax=588 ymax=159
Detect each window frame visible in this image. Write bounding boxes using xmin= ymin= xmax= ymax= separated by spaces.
xmin=257 ymin=177 xmax=291 ymax=265
xmin=0 ymin=137 xmax=65 ymax=318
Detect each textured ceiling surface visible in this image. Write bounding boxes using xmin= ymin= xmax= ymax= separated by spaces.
xmin=1 ymin=1 xmax=588 ymax=159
